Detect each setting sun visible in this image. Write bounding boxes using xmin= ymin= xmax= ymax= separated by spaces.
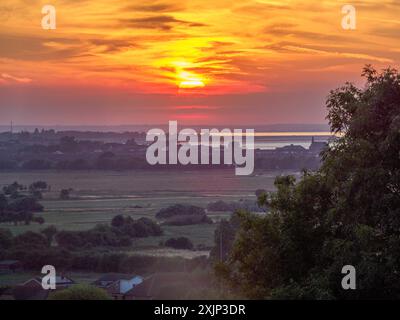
xmin=179 ymin=80 xmax=205 ymax=89
xmin=177 ymin=70 xmax=205 ymax=89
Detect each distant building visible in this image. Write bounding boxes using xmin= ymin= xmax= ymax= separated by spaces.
xmin=309 ymin=137 xmax=328 ymax=154
xmin=11 ymin=274 xmax=75 ymax=300
xmin=275 ymin=144 xmax=307 ymax=153
xmin=123 ymin=272 xmax=210 ymax=300
xmin=93 ymin=273 xmax=143 ymax=300
xmin=12 ymin=279 xmax=48 ymax=300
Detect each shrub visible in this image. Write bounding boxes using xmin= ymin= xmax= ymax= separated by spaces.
xmin=165 ymin=237 xmax=194 ymax=250
xmin=156 ymin=204 xmax=206 ymax=219
xmin=49 ymin=284 xmax=111 ymax=300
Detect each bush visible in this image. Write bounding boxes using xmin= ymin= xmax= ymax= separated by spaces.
xmin=111 ymin=215 xmax=163 ymax=237
xmin=156 ymin=204 xmax=206 ymax=219
xmin=163 ymin=214 xmax=213 ymax=226
xmin=49 ymin=284 xmax=111 ymax=300
xmin=165 ymin=237 xmax=194 ymax=250
xmin=207 ymin=200 xmax=261 ymax=212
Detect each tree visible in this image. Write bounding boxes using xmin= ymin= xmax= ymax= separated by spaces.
xmin=49 ymin=284 xmax=111 ymax=300
xmin=216 ymin=66 xmax=400 ymax=299
xmin=29 ymin=181 xmax=48 ymax=191
xmin=59 ymin=188 xmax=72 ymax=200
xmin=8 ymin=197 xmax=43 ymax=213
xmin=111 ymin=214 xmax=125 ymax=228
xmin=41 ymin=225 xmax=58 ymax=244
xmin=3 ymin=182 xmax=24 ymax=196
xmin=29 ymin=181 xmax=48 ymax=199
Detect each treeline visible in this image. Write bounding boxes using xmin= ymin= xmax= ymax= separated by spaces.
xmin=0 ymin=229 xmax=207 ymax=274
xmin=0 ymin=234 xmax=208 ymax=274
xmin=254 ymin=154 xmax=321 ymax=171
xmin=207 ymin=199 xmax=263 ymax=213
xmin=0 ymin=182 xmax=45 ymax=225
xmin=0 ymin=155 xmax=322 ymax=171
xmin=156 ymin=204 xmax=213 ymax=226
xmin=56 ymin=215 xmax=163 ymax=250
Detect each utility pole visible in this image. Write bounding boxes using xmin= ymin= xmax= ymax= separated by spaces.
xmin=220 ymin=227 xmax=223 ymax=262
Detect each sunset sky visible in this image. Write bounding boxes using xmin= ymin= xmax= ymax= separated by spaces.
xmin=0 ymin=0 xmax=399 ymax=125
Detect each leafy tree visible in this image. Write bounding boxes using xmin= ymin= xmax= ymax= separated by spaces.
xmin=29 ymin=181 xmax=48 ymax=199
xmin=216 ymin=66 xmax=400 ymax=299
xmin=111 ymin=214 xmax=125 ymax=228
xmin=49 ymin=284 xmax=111 ymax=300
xmin=59 ymin=188 xmax=73 ymax=200
xmin=3 ymin=182 xmax=24 ymax=196
xmin=41 ymin=225 xmax=58 ymax=244
xmin=255 ymin=189 xmax=267 ymax=198
xmin=29 ymin=181 xmax=48 ymax=191
xmin=8 ymin=197 xmax=43 ymax=213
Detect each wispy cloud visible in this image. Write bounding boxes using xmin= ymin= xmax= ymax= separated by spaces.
xmin=1 ymin=73 xmax=32 ymax=83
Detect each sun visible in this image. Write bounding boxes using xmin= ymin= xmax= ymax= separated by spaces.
xmin=177 ymin=70 xmax=205 ymax=89
xmin=179 ymin=80 xmax=205 ymax=89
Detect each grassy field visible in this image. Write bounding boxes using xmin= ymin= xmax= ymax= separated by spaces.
xmin=0 ymin=169 xmax=297 ymax=250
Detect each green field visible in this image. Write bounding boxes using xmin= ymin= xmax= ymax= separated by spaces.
xmin=0 ymin=169 xmax=297 ymax=251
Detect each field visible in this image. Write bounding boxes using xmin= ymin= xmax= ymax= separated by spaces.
xmin=0 ymin=169 xmax=298 ymax=254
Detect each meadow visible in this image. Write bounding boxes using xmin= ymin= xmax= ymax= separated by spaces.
xmin=0 ymin=169 xmax=296 ymax=253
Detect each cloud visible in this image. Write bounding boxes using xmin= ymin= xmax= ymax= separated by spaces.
xmin=120 ymin=15 xmax=207 ymax=31
xmin=0 ymin=33 xmax=82 ymax=61
xmin=124 ymin=2 xmax=185 ymax=13
xmin=1 ymin=73 xmax=32 ymax=83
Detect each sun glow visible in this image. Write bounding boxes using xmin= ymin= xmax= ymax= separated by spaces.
xmin=179 ymin=80 xmax=205 ymax=88
xmin=177 ymin=70 xmax=205 ymax=89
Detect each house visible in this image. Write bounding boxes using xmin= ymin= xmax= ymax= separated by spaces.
xmin=0 ymin=260 xmax=22 ymax=273
xmin=124 ymin=275 xmax=155 ymax=300
xmin=123 ymin=272 xmax=211 ymax=300
xmin=12 ymin=279 xmax=48 ymax=300
xmin=11 ymin=274 xmax=75 ymax=300
xmin=24 ymin=275 xmax=74 ymax=289
xmin=93 ymin=273 xmax=143 ymax=300
xmin=53 ymin=275 xmax=75 ymax=288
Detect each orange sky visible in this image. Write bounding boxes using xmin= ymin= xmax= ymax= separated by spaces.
xmin=0 ymin=0 xmax=399 ymax=125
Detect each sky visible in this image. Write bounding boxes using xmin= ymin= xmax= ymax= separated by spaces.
xmin=0 ymin=0 xmax=399 ymax=126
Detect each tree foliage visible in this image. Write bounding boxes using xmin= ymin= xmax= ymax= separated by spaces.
xmin=216 ymin=66 xmax=400 ymax=299
xmin=49 ymin=284 xmax=111 ymax=300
